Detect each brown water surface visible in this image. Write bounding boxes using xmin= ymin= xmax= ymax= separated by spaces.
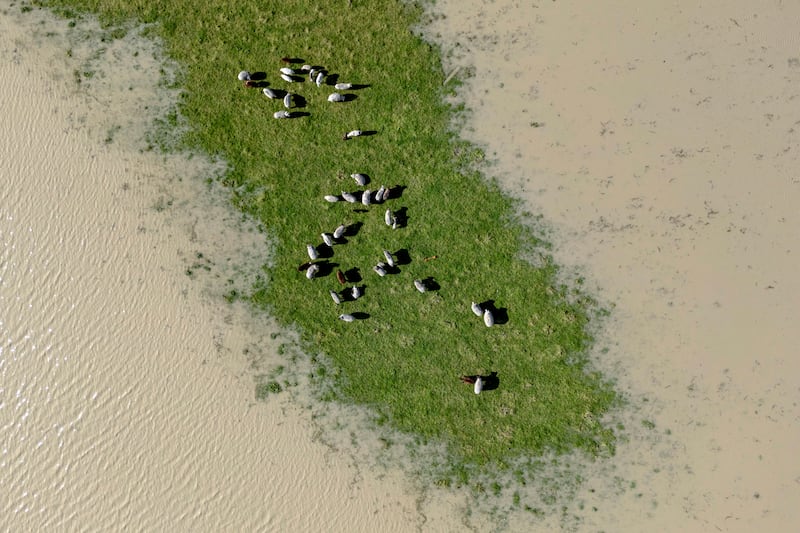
xmin=4 ymin=1 xmax=799 ymax=531
xmin=0 ymin=6 xmax=432 ymax=531
xmin=426 ymin=0 xmax=800 ymax=530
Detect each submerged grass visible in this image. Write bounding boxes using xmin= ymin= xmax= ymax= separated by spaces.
xmin=36 ymin=0 xmax=619 ymax=468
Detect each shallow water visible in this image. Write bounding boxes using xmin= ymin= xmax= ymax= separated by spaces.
xmin=426 ymin=0 xmax=800 ymax=530
xmin=0 ymin=6 xmax=443 ymax=531
xmin=4 ymin=1 xmax=798 ymax=531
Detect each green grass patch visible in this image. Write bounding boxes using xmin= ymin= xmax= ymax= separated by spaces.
xmin=36 ymin=0 xmax=620 ymax=469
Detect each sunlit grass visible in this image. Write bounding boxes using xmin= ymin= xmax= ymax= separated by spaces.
xmin=36 ymin=0 xmax=619 ymax=467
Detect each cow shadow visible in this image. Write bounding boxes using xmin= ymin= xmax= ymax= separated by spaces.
xmin=317 ymin=244 xmax=334 ymax=259
xmin=344 ymin=267 xmax=362 ymax=283
xmin=291 ymin=94 xmax=308 ymax=108
xmin=267 ymin=88 xmax=288 ymax=98
xmin=343 ymin=221 xmax=363 ymax=237
xmin=385 ymin=185 xmax=406 ymax=200
xmin=385 ymin=264 xmax=401 ymax=276
xmin=394 ymin=206 xmax=408 ymax=228
xmin=480 ymin=300 xmax=509 ymax=325
xmin=394 ymin=249 xmax=412 ymax=265
xmin=483 ymin=372 xmax=500 ymax=391
xmin=423 ymin=277 xmax=440 ymax=291
xmin=315 ymin=260 xmax=338 ymax=278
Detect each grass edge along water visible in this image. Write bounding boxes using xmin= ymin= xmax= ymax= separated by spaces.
xmin=33 ymin=0 xmax=621 ymax=472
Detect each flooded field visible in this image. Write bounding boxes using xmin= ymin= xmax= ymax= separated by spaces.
xmin=425 ymin=0 xmax=800 ymax=530
xmin=0 ymin=6 xmax=435 ymax=531
xmin=3 ymin=1 xmax=798 ymax=531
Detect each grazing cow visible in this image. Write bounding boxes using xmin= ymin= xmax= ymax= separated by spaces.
xmin=459 ymin=375 xmax=484 ymax=394
xmin=374 ymin=185 xmax=386 ymax=203
xmin=343 ymin=130 xmax=363 ymax=140
xmin=471 ymin=301 xmax=483 ymax=317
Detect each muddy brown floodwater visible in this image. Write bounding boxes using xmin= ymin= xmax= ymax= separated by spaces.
xmin=0 ymin=6 xmax=443 ymax=531
xmin=425 ymin=0 xmax=800 ymax=531
xmin=3 ymin=1 xmax=799 ymax=531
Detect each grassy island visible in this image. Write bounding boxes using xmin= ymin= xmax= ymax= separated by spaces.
xmin=36 ymin=0 xmax=619 ymax=469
